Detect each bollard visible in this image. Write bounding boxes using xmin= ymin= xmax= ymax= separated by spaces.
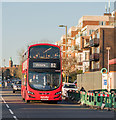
xmin=80 ymin=91 xmax=86 ymax=105
xmin=105 ymin=92 xmax=112 ymax=111
xmin=96 ymin=93 xmax=103 ymax=109
xmin=85 ymin=92 xmax=94 ymax=108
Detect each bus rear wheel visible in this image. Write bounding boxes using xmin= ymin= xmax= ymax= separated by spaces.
xmin=13 ymin=90 xmax=15 ymax=93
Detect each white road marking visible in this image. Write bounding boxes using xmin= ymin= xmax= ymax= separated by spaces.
xmin=6 ymin=104 xmax=10 ymax=108
xmin=9 ymin=109 xmax=14 ymax=114
xmin=13 ymin=116 xmax=18 ymax=120
xmin=1 ymin=97 xmax=6 ymax=104
xmin=1 ymin=96 xmax=18 ymax=120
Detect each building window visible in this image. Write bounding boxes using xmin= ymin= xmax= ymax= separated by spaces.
xmin=61 ymin=52 xmax=63 ymax=57
xmin=97 ymin=47 xmax=99 ymax=53
xmin=97 ymin=33 xmax=100 ymax=38
xmin=85 ymin=52 xmax=89 ymax=61
xmin=96 ymin=62 xmax=100 ymax=69
xmin=81 ymin=22 xmax=83 ymax=27
xmin=93 ymin=35 xmax=95 ymax=39
xmin=99 ymin=21 xmax=106 ymax=26
xmin=82 ymin=29 xmax=87 ymax=36
xmin=90 ymin=36 xmax=92 ymax=40
xmin=92 ymin=61 xmax=95 ymax=69
xmin=79 ymin=54 xmax=83 ymax=62
xmin=99 ymin=21 xmax=103 ymax=25
xmin=103 ymin=21 xmax=106 ymax=25
xmin=89 ymin=30 xmax=94 ymax=35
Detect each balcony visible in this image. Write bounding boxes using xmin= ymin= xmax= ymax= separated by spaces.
xmin=77 ymin=62 xmax=83 ymax=66
xmin=90 ymin=53 xmax=99 ymax=61
xmin=84 ymin=42 xmax=89 ymax=48
xmin=89 ymin=38 xmax=99 ymax=47
xmin=90 ymin=68 xmax=100 ymax=72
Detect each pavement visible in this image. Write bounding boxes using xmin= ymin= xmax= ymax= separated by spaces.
xmin=0 ymin=87 xmax=116 ymax=120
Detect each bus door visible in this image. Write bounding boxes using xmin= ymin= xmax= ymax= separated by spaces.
xmin=21 ymin=73 xmax=27 ymax=99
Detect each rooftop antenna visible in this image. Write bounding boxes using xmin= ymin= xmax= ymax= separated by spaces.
xmin=105 ymin=3 xmax=107 ymax=13
xmin=108 ymin=0 xmax=110 ymax=13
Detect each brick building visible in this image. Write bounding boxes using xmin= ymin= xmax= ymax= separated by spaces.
xmin=56 ymin=9 xmax=116 ymax=74
xmin=89 ymin=26 xmax=116 ymax=72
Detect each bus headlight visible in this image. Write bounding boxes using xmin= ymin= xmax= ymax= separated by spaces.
xmin=27 ymin=91 xmax=34 ymax=95
xmin=55 ymin=91 xmax=62 ymax=95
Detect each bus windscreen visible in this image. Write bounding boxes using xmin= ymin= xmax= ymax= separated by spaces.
xmin=29 ymin=45 xmax=60 ymax=59
xmin=29 ymin=72 xmax=61 ymax=90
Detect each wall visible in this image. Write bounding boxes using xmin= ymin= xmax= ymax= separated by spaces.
xmin=109 ymin=72 xmax=116 ymax=89
xmin=77 ymin=71 xmax=102 ymax=91
xmin=99 ymin=27 xmax=115 ymax=71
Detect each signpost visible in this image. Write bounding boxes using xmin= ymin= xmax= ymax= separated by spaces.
xmin=101 ymin=68 xmax=107 ymax=74
xmin=101 ymin=68 xmax=108 ymax=89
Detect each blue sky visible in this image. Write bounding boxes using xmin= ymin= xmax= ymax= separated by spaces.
xmin=2 ymin=2 xmax=114 ymax=67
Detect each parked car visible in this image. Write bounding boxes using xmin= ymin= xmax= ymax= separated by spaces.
xmin=12 ymin=80 xmax=21 ymax=93
xmin=62 ymin=83 xmax=78 ymax=98
xmin=73 ymin=80 xmax=77 ymax=86
xmin=11 ymin=79 xmax=17 ymax=88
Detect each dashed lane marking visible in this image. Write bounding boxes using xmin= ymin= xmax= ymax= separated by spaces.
xmin=6 ymin=104 xmax=10 ymax=108
xmin=9 ymin=109 xmax=14 ymax=114
xmin=1 ymin=96 xmax=18 ymax=120
xmin=13 ymin=116 xmax=18 ymax=120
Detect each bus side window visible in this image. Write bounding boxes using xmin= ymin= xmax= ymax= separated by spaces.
xmin=22 ymin=74 xmax=25 ymax=85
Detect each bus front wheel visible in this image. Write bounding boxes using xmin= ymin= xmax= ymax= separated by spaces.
xmin=48 ymin=101 xmax=57 ymax=104
xmin=22 ymin=98 xmax=25 ymax=102
xmin=25 ymin=100 xmax=30 ymax=103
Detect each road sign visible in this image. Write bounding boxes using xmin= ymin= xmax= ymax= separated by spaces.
xmin=102 ymin=74 xmax=107 ymax=89
xmin=104 ymin=79 xmax=107 ymax=85
xmin=101 ymin=68 xmax=107 ymax=74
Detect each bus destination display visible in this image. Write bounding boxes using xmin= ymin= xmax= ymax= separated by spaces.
xmin=33 ymin=62 xmax=56 ymax=68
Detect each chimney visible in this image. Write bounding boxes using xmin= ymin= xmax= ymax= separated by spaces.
xmin=104 ymin=0 xmax=111 ymax=16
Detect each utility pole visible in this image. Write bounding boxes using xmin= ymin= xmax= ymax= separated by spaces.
xmin=59 ymin=25 xmax=68 ymax=83
xmin=106 ymin=47 xmax=110 ymax=91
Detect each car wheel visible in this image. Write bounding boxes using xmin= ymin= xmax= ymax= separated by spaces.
xmin=13 ymin=90 xmax=15 ymax=93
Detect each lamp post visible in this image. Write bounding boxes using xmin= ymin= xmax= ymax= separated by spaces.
xmin=106 ymin=47 xmax=111 ymax=91
xmin=59 ymin=25 xmax=67 ymax=83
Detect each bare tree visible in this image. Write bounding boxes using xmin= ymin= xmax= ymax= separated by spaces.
xmin=62 ymin=56 xmax=77 ymax=83
xmin=15 ymin=48 xmax=25 ymax=79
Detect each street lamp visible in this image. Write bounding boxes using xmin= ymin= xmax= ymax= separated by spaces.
xmin=59 ymin=25 xmax=68 ymax=83
xmin=106 ymin=47 xmax=111 ymax=91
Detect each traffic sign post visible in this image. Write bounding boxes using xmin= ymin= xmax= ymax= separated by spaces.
xmin=101 ymin=68 xmax=108 ymax=89
xmin=101 ymin=68 xmax=108 ymax=74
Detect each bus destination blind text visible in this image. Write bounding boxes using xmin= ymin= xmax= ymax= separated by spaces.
xmin=33 ymin=62 xmax=56 ymax=68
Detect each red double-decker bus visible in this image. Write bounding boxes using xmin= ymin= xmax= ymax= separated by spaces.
xmin=21 ymin=43 xmax=62 ymax=103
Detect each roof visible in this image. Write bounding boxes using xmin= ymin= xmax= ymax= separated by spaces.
xmin=78 ymin=16 xmax=110 ymax=24
xmin=68 ymin=26 xmax=77 ymax=33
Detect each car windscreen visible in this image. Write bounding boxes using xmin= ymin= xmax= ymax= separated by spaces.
xmin=64 ymin=84 xmax=76 ymax=88
xmin=16 ymin=81 xmax=21 ymax=84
